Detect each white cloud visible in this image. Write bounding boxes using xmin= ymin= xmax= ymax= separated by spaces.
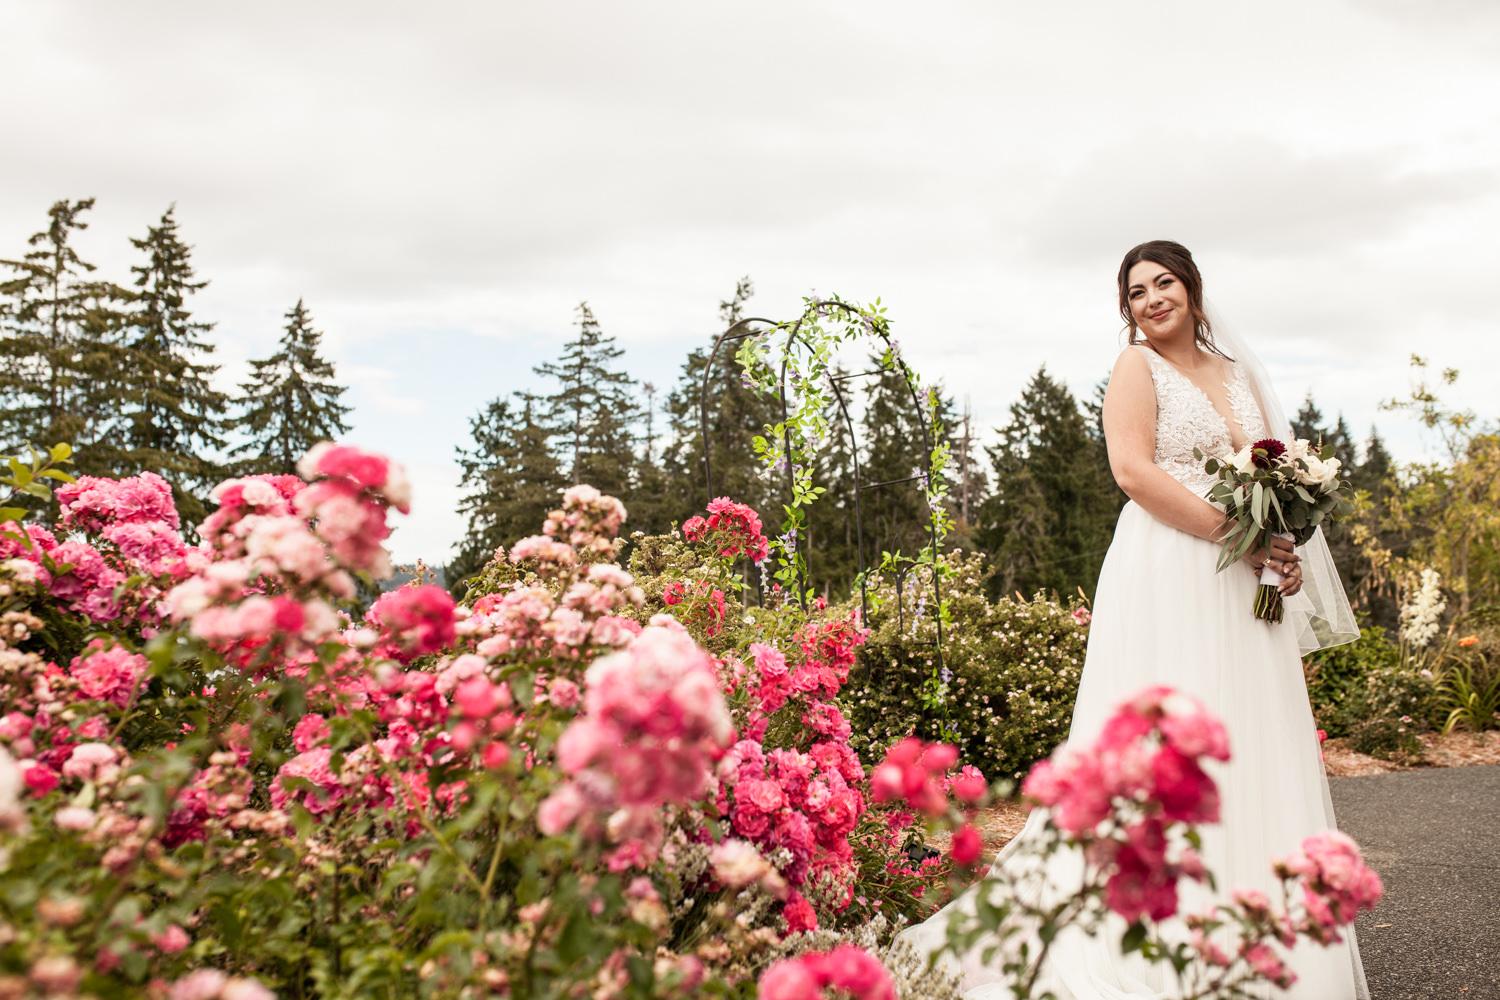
xmin=1 ymin=1 xmax=1495 ymax=562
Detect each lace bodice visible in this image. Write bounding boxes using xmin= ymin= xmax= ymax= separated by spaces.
xmin=1132 ymin=345 xmax=1266 ymax=496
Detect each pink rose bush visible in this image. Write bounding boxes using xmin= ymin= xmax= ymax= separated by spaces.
xmin=758 ymin=944 xmax=896 ymax=1000
xmin=927 ymin=684 xmax=1384 ymax=998
xmin=682 ymin=496 xmax=771 ymax=564
xmin=0 ymin=439 xmax=1387 ymax=999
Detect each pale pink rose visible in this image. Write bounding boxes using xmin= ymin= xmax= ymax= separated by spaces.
xmin=62 ymin=743 xmax=119 ymax=783
xmin=1242 ymin=942 xmax=1296 ymax=988
xmin=537 ymin=782 xmax=585 ymax=835
xmin=55 ymin=806 xmax=96 ymax=831
xmin=547 ymin=677 xmax=580 ymax=709
xmin=710 ymin=839 xmax=772 ymax=889
xmin=153 ymin=924 xmax=191 ymax=953
xmin=757 ymin=957 xmax=820 ymax=1000
xmin=1190 ymin=928 xmax=1232 ymax=966
xmin=169 ymin=968 xmax=227 ymax=1000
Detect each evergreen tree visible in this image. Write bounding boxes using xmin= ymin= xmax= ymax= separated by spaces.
xmin=627 ymin=381 xmax=675 ymax=536
xmin=117 ymin=205 xmax=228 ymax=524
xmin=948 ymin=396 xmax=988 ymax=551
xmin=804 ymin=364 xmax=860 ymax=598
xmin=1290 ymin=393 xmax=1325 ymax=445
xmin=1328 ymin=413 xmax=1357 ymax=471
xmin=534 ymin=302 xmax=637 ymax=498
xmin=451 ymin=391 xmax=563 ymax=586
xmin=1291 ymin=394 xmax=1356 ymax=469
xmin=1355 ymin=425 xmax=1394 ymax=495
xmin=232 ymin=299 xmax=351 ymax=475
xmin=860 ymin=357 xmax=932 ymax=564
xmin=659 ymin=278 xmax=781 ymax=523
xmin=0 ymin=198 xmax=127 ymax=470
xmin=977 ymin=367 xmax=1120 ymax=599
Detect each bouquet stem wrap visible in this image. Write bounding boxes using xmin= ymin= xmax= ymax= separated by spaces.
xmin=1254 ymin=531 xmax=1291 ymax=624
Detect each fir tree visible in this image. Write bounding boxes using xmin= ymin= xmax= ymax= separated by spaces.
xmin=534 ymin=302 xmax=637 ymax=497
xmin=1328 ymin=413 xmax=1357 ymax=470
xmin=627 ymin=381 xmax=675 ymax=537
xmin=0 ymin=198 xmax=127 ymax=470
xmin=1291 ymin=393 xmax=1325 ymax=445
xmin=1355 ymin=425 xmax=1394 ymax=496
xmin=804 ymin=364 xmax=860 ymax=598
xmin=949 ymin=396 xmax=988 ymax=550
xmin=659 ymin=278 xmax=781 ymax=522
xmin=860 ymin=357 xmax=932 ymax=564
xmin=232 ymin=299 xmax=351 ymax=475
xmin=451 ymin=392 xmax=563 ymax=586
xmin=117 ymin=205 xmax=228 ymax=524
xmin=978 ymin=367 xmax=1120 ymax=599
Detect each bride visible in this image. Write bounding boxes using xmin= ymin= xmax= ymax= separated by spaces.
xmin=896 ymin=240 xmax=1368 ymax=998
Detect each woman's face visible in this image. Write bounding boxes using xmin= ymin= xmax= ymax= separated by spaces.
xmin=1125 ymin=260 xmax=1192 ymax=341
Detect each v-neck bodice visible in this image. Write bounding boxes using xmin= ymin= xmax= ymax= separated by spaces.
xmin=1132 ymin=344 xmax=1266 ymax=496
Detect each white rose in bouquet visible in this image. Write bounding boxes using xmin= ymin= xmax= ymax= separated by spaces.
xmin=1299 ymin=453 xmax=1342 ymax=491
xmin=1229 ymin=445 xmax=1257 ymax=474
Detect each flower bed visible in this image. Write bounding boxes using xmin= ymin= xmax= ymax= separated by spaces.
xmin=0 ymin=453 xmax=1383 ymax=998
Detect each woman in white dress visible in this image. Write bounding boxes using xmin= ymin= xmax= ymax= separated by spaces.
xmin=896 ymin=241 xmax=1369 ymax=999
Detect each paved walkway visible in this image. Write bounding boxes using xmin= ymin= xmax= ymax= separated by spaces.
xmin=1332 ymin=765 xmax=1499 ymax=999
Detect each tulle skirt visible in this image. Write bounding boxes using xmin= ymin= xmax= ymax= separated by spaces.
xmin=896 ymin=500 xmax=1370 ymax=999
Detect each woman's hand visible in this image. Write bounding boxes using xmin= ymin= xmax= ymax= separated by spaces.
xmin=1243 ymin=535 xmax=1302 ymax=595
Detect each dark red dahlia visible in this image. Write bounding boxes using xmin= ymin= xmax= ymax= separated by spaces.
xmin=1250 ymin=438 xmax=1287 ymax=470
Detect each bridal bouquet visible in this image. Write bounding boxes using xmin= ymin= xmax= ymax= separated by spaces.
xmin=1196 ymin=438 xmax=1354 ymax=624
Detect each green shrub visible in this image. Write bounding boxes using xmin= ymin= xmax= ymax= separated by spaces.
xmin=842 ymin=551 xmax=1086 ymax=782
xmin=1303 ymin=625 xmax=1401 ymax=738
xmin=1305 ymin=624 xmax=1437 ymax=758
xmin=1340 ymin=664 xmax=1436 ymax=759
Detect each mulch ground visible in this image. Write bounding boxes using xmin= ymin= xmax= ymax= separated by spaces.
xmin=933 ymin=730 xmax=1500 ymax=863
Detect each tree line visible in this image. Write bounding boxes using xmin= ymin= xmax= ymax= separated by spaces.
xmin=0 ymin=199 xmax=352 ymax=527
xmin=1 ymin=200 xmax=1409 ymax=617
xmin=452 ymin=278 xmax=1408 ymax=616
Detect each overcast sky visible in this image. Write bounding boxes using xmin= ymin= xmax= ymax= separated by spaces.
xmin=4 ymin=2 xmax=1497 ymax=562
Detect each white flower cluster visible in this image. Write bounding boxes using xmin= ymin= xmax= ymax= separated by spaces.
xmin=1399 ymin=568 xmax=1447 ymax=650
xmin=1226 ymin=437 xmax=1343 ymax=491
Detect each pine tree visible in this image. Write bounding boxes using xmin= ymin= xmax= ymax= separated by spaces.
xmin=659 ymin=278 xmax=781 ymax=522
xmin=1355 ymin=426 xmax=1394 ymax=495
xmin=804 ymin=364 xmax=860 ymax=598
xmin=0 ymin=198 xmax=127 ymax=470
xmin=451 ymin=391 xmax=563 ymax=586
xmin=534 ymin=302 xmax=637 ymax=497
xmin=978 ymin=368 xmax=1120 ymax=599
xmin=949 ymin=396 xmax=988 ymax=550
xmin=1291 ymin=394 xmax=1325 ymax=445
xmin=232 ymin=299 xmax=351 ymax=475
xmin=627 ymin=381 xmax=675 ymax=536
xmin=1327 ymin=413 xmax=1357 ymax=471
xmin=117 ymin=205 xmax=228 ymax=524
xmin=860 ymin=356 xmax=931 ymax=564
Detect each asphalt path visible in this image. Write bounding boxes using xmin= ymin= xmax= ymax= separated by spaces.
xmin=1332 ymin=765 xmax=1499 ymax=999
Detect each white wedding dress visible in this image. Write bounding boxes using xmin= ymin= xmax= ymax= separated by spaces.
xmin=896 ymin=345 xmax=1370 ymax=999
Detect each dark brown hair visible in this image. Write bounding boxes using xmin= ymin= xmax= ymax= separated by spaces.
xmin=1116 ymin=240 xmax=1231 ymax=359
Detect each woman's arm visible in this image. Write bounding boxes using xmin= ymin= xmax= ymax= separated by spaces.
xmin=1101 ymin=348 xmax=1228 ymax=542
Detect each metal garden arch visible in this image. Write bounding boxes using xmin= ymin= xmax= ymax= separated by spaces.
xmin=695 ymin=300 xmax=945 ymax=671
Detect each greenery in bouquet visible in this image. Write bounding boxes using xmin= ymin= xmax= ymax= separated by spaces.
xmin=1197 ymin=437 xmax=1355 ymax=623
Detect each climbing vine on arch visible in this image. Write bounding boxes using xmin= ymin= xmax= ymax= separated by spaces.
xmin=732 ymin=295 xmax=955 ymax=643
